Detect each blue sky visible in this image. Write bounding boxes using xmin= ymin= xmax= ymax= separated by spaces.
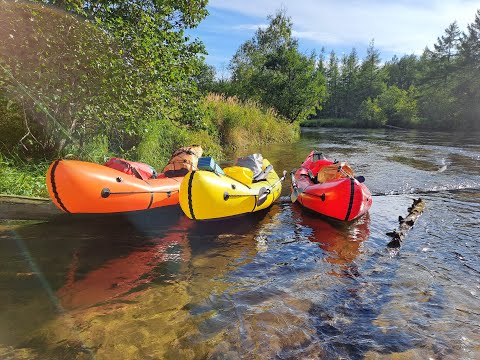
xmin=189 ymin=0 xmax=479 ymax=74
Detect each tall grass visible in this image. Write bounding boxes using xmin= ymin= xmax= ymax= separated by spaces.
xmin=0 ymin=153 xmax=49 ymax=198
xmin=135 ymin=119 xmax=223 ymax=170
xmin=204 ymin=94 xmax=299 ymax=151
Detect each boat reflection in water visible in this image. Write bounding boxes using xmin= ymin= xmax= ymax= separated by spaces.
xmin=293 ymin=204 xmax=371 ymax=276
xmin=56 ymin=214 xmax=192 ymax=310
xmin=55 ymin=207 xmax=272 ymax=311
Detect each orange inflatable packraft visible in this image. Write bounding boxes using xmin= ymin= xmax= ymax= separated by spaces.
xmin=46 ymin=146 xmax=202 ymax=214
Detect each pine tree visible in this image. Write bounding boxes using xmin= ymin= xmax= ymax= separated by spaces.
xmin=356 ymin=40 xmax=385 ymax=105
xmin=325 ymin=51 xmax=340 ymax=117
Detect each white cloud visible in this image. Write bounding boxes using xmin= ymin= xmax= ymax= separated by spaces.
xmin=232 ymin=23 xmax=268 ymax=31
xmin=210 ymin=0 xmax=479 ymax=54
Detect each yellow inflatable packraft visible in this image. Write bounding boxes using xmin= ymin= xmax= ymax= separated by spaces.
xmin=179 ymin=159 xmax=282 ymax=220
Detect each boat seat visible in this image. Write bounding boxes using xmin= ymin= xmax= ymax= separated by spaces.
xmin=223 ymin=166 xmax=253 ymax=185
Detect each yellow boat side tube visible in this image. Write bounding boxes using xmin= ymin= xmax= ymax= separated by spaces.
xmin=179 ymin=159 xmax=282 ymax=220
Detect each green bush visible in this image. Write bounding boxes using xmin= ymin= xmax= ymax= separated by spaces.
xmin=300 ymin=118 xmax=357 ymax=128
xmin=0 ymin=95 xmax=26 ymax=153
xmin=377 ymin=86 xmax=419 ymax=128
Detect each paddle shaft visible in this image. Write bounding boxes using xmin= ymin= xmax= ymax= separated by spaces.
xmin=223 ymin=170 xmax=286 ymax=206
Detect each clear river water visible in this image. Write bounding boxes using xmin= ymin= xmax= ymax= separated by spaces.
xmin=1 ymin=128 xmax=479 ymax=359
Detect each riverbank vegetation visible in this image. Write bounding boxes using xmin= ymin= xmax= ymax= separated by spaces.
xmin=204 ymin=11 xmax=327 ymax=124
xmin=0 ymin=1 xmax=298 ymax=197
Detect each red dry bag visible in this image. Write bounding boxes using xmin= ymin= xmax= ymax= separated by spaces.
xmin=104 ymin=158 xmax=157 ymax=180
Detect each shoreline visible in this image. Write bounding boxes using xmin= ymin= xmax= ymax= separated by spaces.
xmin=0 ymin=195 xmax=60 ymax=221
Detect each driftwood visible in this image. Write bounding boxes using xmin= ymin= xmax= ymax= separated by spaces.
xmin=386 ymin=198 xmax=425 ymax=248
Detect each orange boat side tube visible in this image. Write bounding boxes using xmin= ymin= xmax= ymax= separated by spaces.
xmin=46 ymin=160 xmax=182 ymax=214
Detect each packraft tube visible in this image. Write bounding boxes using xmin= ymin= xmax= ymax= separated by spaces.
xmin=179 ymin=158 xmax=282 ymax=220
xmin=292 ymin=151 xmax=372 ymax=221
xmin=47 ymin=160 xmax=182 ymax=214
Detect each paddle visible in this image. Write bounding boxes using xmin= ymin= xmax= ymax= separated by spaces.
xmin=337 ymin=166 xmax=365 ymax=183
xmin=290 ymin=170 xmax=303 ymax=203
xmin=223 ymin=170 xmax=287 ymax=207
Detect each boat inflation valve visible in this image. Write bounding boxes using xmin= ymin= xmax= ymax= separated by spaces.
xmin=101 ymin=188 xmax=111 ymax=198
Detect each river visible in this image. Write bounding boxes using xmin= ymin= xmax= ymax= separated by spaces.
xmin=1 ymin=128 xmax=479 ymax=359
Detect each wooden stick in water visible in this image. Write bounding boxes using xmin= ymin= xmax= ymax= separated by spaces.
xmin=386 ymin=198 xmax=426 ymax=248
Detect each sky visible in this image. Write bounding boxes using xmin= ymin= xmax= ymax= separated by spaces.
xmin=189 ymin=0 xmax=479 ymax=74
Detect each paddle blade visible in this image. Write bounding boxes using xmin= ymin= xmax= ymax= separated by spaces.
xmin=355 ymin=175 xmax=365 ymax=183
xmin=290 ymin=187 xmax=303 ymax=203
xmin=256 ymin=187 xmax=269 ymax=207
xmin=290 ymin=171 xmax=301 ymax=203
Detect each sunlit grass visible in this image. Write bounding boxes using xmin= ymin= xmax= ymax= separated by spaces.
xmin=204 ymin=94 xmax=299 ymax=151
xmin=0 ymin=95 xmax=299 ymax=197
xmin=0 ymin=154 xmax=49 ymax=198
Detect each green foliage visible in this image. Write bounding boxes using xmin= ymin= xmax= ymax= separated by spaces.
xmin=321 ymin=43 xmax=385 ymax=121
xmin=300 ymin=118 xmax=357 ymax=128
xmin=0 ymin=0 xmax=208 ymax=158
xmin=229 ymin=10 xmax=326 ymax=122
xmin=70 ymin=135 xmax=113 ymax=164
xmin=417 ymin=11 xmax=480 ymax=130
xmin=194 ymin=63 xmax=217 ymax=94
xmin=0 ymin=93 xmax=25 ymax=153
xmin=356 ymin=40 xmax=387 ymax=104
xmin=376 ymin=86 xmax=419 ymax=127
xmin=384 ymin=54 xmax=420 ymax=90
xmin=135 ymin=119 xmax=222 ymax=170
xmin=356 ymin=98 xmax=386 ymax=128
xmin=319 ymin=10 xmax=480 ymax=131
xmin=417 ymin=82 xmax=458 ymax=129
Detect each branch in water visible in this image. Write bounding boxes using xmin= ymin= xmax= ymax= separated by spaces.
xmin=386 ymin=198 xmax=425 ymax=248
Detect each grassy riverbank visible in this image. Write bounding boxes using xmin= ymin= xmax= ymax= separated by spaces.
xmin=0 ymin=95 xmax=299 ymax=198
xmin=0 ymin=155 xmax=49 ymax=198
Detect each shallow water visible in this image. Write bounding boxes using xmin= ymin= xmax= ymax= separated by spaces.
xmin=1 ymin=128 xmax=479 ymax=359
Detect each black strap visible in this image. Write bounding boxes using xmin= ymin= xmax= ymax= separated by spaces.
xmin=129 ymin=165 xmax=144 ymax=180
xmin=112 ymin=159 xmax=144 ymax=180
xmin=171 ymin=148 xmax=199 ymax=158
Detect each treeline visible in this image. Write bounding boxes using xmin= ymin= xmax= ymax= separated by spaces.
xmin=206 ymin=10 xmax=480 ymax=131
